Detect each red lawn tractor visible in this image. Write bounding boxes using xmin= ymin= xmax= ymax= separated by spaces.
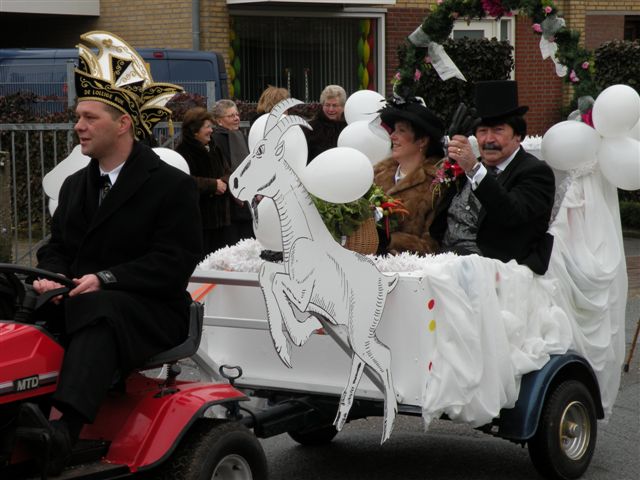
xmin=0 ymin=263 xmax=267 ymax=480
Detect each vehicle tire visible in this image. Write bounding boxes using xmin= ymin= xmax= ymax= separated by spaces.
xmin=528 ymin=380 xmax=597 ymax=480
xmin=158 ymin=419 xmax=267 ymax=480
xmin=288 ymin=424 xmax=338 ymax=446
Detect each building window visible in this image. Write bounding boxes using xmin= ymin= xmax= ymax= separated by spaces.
xmin=451 ymin=17 xmax=513 ymax=42
xmin=230 ymin=15 xmax=380 ymax=102
xmin=624 ymin=15 xmax=640 ymax=41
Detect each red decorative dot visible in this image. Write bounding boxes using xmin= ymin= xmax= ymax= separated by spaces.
xmin=428 ymin=361 xmax=433 ymax=371
xmin=427 ymin=299 xmax=435 ymax=310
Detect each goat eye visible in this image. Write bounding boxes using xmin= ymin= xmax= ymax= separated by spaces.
xmin=256 ymin=144 xmax=265 ymax=156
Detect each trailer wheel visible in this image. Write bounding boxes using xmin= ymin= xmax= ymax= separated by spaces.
xmin=528 ymin=380 xmax=597 ymax=480
xmin=159 ymin=420 xmax=267 ymax=480
xmin=288 ymin=424 xmax=338 ymax=446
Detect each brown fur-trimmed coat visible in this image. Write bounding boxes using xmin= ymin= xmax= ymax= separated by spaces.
xmin=373 ymin=156 xmax=442 ymax=255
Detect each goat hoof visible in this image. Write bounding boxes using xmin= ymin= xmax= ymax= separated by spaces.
xmin=274 ymin=342 xmax=292 ymax=368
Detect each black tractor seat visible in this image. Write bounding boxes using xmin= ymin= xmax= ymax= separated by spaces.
xmin=143 ymin=301 xmax=204 ymax=368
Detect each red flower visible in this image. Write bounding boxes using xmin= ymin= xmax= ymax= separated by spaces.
xmin=433 ymin=159 xmax=465 ymax=186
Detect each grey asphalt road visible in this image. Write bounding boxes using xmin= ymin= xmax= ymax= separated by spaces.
xmin=258 ymin=290 xmax=640 ymax=480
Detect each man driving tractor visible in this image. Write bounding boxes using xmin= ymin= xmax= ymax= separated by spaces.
xmin=19 ymin=31 xmax=202 ymax=475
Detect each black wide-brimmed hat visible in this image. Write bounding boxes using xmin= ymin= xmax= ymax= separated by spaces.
xmin=379 ymin=100 xmax=445 ymax=141
xmin=474 ymin=80 xmax=528 ymax=122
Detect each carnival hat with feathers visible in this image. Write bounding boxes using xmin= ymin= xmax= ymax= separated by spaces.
xmin=74 ymin=31 xmax=183 ymax=141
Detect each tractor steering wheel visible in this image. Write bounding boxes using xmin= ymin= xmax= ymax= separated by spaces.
xmin=0 ymin=263 xmax=75 ymax=321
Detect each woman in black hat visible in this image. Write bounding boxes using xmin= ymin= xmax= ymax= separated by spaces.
xmin=374 ymin=99 xmax=445 ymax=255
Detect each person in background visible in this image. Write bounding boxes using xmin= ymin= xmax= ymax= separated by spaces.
xmin=212 ymin=99 xmax=254 ymax=243
xmin=254 ymin=85 xmax=289 ymax=120
xmin=374 ymin=99 xmax=444 ymax=255
xmin=304 ymin=84 xmax=348 ymax=163
xmin=430 ymin=80 xmax=555 ymax=275
xmin=176 ymin=107 xmax=233 ymax=256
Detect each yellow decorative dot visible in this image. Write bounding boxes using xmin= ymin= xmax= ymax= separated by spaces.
xmin=429 ymin=319 xmax=436 ymax=332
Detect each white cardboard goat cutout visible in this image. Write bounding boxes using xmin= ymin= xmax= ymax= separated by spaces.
xmin=230 ymin=99 xmax=399 ymax=443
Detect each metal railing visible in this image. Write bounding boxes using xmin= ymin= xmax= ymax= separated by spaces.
xmin=0 ymin=122 xmax=184 ymax=266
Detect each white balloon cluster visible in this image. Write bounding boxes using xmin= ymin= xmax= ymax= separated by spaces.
xmin=541 ymin=84 xmax=640 ymax=191
xmin=246 ymin=93 xmax=386 ymax=251
xmin=337 ymin=90 xmax=391 ymax=165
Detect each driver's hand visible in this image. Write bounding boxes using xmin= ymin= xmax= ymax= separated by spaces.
xmin=33 ymin=278 xmax=66 ymax=304
xmin=69 ymin=274 xmax=101 ymax=297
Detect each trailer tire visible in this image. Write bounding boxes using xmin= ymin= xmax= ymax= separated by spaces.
xmin=528 ymin=380 xmax=597 ymax=480
xmin=159 ymin=419 xmax=267 ymax=480
xmin=288 ymin=424 xmax=338 ymax=446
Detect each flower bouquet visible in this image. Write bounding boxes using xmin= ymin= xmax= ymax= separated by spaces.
xmin=311 ymin=185 xmax=408 ymax=254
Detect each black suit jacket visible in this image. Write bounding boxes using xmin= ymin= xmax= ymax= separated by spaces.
xmin=431 ymin=147 xmax=555 ymax=274
xmin=37 ymin=142 xmax=203 ymax=367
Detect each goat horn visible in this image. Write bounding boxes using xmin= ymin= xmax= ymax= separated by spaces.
xmin=264 ymin=98 xmax=305 ymax=136
xmin=272 ymin=115 xmax=311 ymax=141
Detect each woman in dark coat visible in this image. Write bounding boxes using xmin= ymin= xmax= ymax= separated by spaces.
xmin=212 ymin=99 xmax=254 ymax=243
xmin=304 ymin=84 xmax=348 ymax=164
xmin=176 ymin=107 xmax=233 ymax=256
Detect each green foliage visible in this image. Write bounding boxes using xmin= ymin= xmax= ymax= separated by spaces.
xmin=394 ymin=0 xmax=596 ymax=110
xmin=408 ymin=37 xmax=514 ymax=126
xmin=620 ymin=201 xmax=640 ymax=231
xmin=594 ymin=41 xmax=640 ymax=95
xmin=312 ymin=194 xmax=372 ymax=242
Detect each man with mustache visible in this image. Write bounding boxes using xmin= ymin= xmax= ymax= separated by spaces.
xmin=430 ymin=80 xmax=556 ymax=275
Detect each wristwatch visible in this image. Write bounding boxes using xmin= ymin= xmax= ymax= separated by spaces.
xmin=465 ymin=162 xmax=481 ymax=177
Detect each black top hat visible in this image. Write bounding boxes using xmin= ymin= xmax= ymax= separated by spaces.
xmin=379 ymin=100 xmax=444 ymax=142
xmin=474 ymin=80 xmax=529 ymax=122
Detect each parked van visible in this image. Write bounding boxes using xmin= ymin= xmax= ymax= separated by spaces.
xmin=0 ymin=48 xmax=228 ymax=107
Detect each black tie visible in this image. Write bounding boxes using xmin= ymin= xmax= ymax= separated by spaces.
xmin=487 ymin=166 xmax=500 ymax=177
xmin=99 ymin=175 xmax=112 ymax=206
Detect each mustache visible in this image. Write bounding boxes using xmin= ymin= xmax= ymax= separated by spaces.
xmin=482 ymin=142 xmax=502 ymax=151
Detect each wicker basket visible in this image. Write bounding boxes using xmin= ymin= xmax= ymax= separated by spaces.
xmin=342 ymin=216 xmax=379 ymax=255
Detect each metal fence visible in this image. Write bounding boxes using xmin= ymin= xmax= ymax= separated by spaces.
xmin=0 ymin=122 xmax=183 ymax=266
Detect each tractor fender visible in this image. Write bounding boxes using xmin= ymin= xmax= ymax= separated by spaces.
xmin=91 ymin=378 xmax=246 ymax=471
xmin=496 ymin=352 xmax=604 ymax=441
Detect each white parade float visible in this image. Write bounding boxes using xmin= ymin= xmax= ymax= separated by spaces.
xmin=187 ymin=88 xmax=637 ymax=480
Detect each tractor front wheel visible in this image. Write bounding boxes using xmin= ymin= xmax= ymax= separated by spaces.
xmin=159 ymin=420 xmax=267 ymax=480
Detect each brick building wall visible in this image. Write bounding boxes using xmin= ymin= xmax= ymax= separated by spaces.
xmin=584 ymin=14 xmax=626 ymax=50
xmin=96 ymin=0 xmax=193 ymax=48
xmin=385 ymin=7 xmax=430 ymax=97
xmin=514 ymin=16 xmax=564 ymax=135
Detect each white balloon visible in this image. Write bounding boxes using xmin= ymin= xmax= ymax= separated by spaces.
xmin=301 ymin=147 xmax=374 ymax=203
xmin=629 ymin=118 xmax=640 ymax=141
xmin=337 ymin=120 xmax=391 ymax=165
xmin=248 ymin=114 xmax=269 ymax=151
xmin=344 ymin=90 xmax=386 ymax=124
xmin=253 ymin=198 xmax=283 ymax=251
xmin=153 ymin=147 xmax=190 ymax=174
xmin=248 ymin=113 xmax=308 ymax=175
xmin=48 ymin=199 xmax=58 ymax=217
xmin=42 ymin=144 xmax=90 ymax=202
xmin=592 ymin=84 xmax=640 ymax=138
xmin=597 ymin=136 xmax=640 ymax=190
xmin=541 ymin=120 xmax=601 ymax=171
